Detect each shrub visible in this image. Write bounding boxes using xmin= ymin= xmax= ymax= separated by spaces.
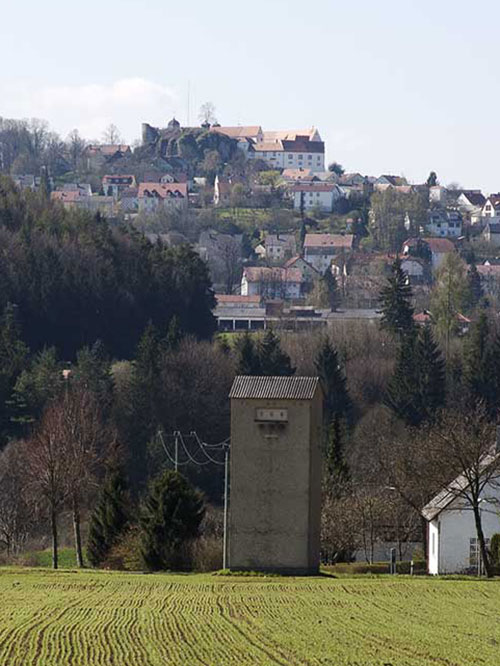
xmin=489 ymin=533 xmax=500 ymax=572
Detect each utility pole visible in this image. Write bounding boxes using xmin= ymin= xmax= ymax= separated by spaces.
xmin=223 ymin=442 xmax=230 ymax=569
xmin=174 ymin=431 xmax=179 ymax=472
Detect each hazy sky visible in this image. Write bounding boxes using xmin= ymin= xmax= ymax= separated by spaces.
xmin=1 ymin=0 xmax=499 ymax=191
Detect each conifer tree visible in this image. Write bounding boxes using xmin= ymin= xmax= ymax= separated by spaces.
xmin=414 ymin=325 xmax=446 ymax=420
xmin=384 ymin=330 xmax=419 ymax=426
xmin=321 ymin=269 xmax=341 ymax=312
xmin=257 ymin=328 xmax=295 ymax=376
xmin=314 ymin=337 xmax=351 ymax=423
xmin=385 ymin=326 xmax=445 ymax=426
xmin=126 ymin=322 xmax=164 ymax=486
xmin=463 ymin=312 xmax=496 ymax=412
xmin=324 ymin=417 xmax=350 ymax=488
xmin=87 ymin=466 xmax=129 ymax=567
xmin=235 ymin=332 xmax=261 ymax=375
xmin=379 ymin=258 xmax=415 ymax=338
xmin=165 ymin=315 xmax=182 ymax=351
xmin=140 ymin=470 xmax=205 ymax=571
xmin=466 ymin=262 xmax=483 ymax=310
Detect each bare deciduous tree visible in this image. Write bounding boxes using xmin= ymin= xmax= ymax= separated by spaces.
xmin=102 ymin=123 xmax=122 ymax=145
xmin=0 ymin=441 xmax=34 ymax=556
xmin=25 ymin=403 xmax=69 ymax=569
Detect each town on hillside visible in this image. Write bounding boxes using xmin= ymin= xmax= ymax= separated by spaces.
xmin=4 ymin=113 xmax=500 ymax=335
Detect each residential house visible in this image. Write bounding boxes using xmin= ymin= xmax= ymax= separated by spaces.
xmin=429 ymin=186 xmax=449 ymax=204
xmin=339 ymin=173 xmax=366 ymax=187
xmin=423 ymin=443 xmax=500 ymax=575
xmin=241 ymin=266 xmax=303 ymax=300
xmin=402 ymin=237 xmax=455 ymax=270
xmin=281 ymin=168 xmax=315 ymax=183
xmin=477 ymin=262 xmax=500 ymax=298
xmin=102 ymin=174 xmax=136 ymax=198
xmin=51 ymin=190 xmax=115 ymax=216
xmin=401 ymin=256 xmax=426 ymax=284
xmin=85 ymin=144 xmax=131 ymax=171
xmin=479 ymin=194 xmax=500 ymax=224
xmin=374 ymin=175 xmax=408 ymax=191
xmin=414 ymin=310 xmax=471 ymax=333
xmin=292 ymin=183 xmax=344 ymax=212
xmin=481 ymin=223 xmax=500 ymax=247
xmin=427 ymin=209 xmax=462 ymax=237
xmin=61 ymin=182 xmax=93 ymax=196
xmin=137 ymin=182 xmax=188 ymax=213
xmin=457 ymin=190 xmax=486 ymax=214
xmin=12 ymin=174 xmax=54 ymax=191
xmin=255 ymin=234 xmax=297 ymax=263
xmin=283 ymin=256 xmax=320 ymax=284
xmin=303 ymin=234 xmax=354 ymax=273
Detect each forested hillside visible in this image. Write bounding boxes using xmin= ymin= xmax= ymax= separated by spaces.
xmin=0 ymin=175 xmax=216 ymax=358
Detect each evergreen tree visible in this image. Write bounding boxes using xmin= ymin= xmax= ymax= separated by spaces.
xmin=426 ymin=171 xmax=438 ymax=187
xmin=73 ymin=340 xmax=113 ymax=411
xmin=384 ymin=331 xmax=419 ymax=425
xmin=140 ymin=470 xmax=205 ymax=571
xmin=235 ymin=332 xmax=261 ymax=375
xmin=0 ymin=304 xmax=30 ymax=443
xmin=165 ymin=315 xmax=182 ymax=351
xmin=466 ymin=262 xmax=483 ymax=310
xmin=385 ymin=326 xmax=445 ymax=426
xmin=87 ymin=466 xmax=129 ymax=567
xmin=314 ymin=337 xmax=351 ymax=423
xmin=125 ymin=322 xmax=164 ymax=486
xmin=463 ymin=312 xmax=496 ymax=413
xmin=321 ymin=269 xmax=341 ymax=312
xmin=324 ymin=417 xmax=350 ymax=488
xmin=257 ymin=328 xmax=295 ymax=376
xmin=11 ymin=346 xmax=63 ymax=428
xmin=413 ymin=325 xmax=446 ymax=420
xmin=379 ymin=258 xmax=415 ymax=338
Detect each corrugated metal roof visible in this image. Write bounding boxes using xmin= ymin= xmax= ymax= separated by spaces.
xmin=229 ymin=376 xmax=319 ymax=400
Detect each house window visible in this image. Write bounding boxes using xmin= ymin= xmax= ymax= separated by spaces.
xmin=298 ymin=155 xmax=303 ymax=159
xmin=470 ymin=537 xmax=490 ymax=567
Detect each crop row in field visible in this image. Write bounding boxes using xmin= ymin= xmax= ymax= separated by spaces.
xmin=0 ymin=569 xmax=499 ymax=665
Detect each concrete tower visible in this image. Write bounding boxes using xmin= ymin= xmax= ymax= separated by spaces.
xmin=228 ymin=375 xmax=322 ymax=574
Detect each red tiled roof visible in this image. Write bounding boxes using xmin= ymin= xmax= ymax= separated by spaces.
xmin=477 ymin=264 xmax=500 ymax=277
xmin=304 ymin=233 xmax=354 ymax=249
xmin=421 ymin=237 xmax=455 ymax=253
xmin=216 ymin=295 xmax=261 ymax=304
xmin=210 ymin=126 xmax=262 ymax=139
xmin=51 ymin=190 xmax=85 ymax=203
xmin=138 ymin=182 xmax=187 ymax=199
xmin=292 ymin=183 xmax=338 ymax=192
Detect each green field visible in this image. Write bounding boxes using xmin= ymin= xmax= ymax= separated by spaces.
xmin=0 ymin=569 xmax=499 ymax=665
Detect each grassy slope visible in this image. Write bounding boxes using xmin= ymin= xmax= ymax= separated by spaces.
xmin=0 ymin=569 xmax=499 ymax=665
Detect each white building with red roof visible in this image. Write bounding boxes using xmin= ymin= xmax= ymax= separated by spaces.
xmin=303 ymin=233 xmax=354 ymax=273
xmin=291 ymin=183 xmax=343 ymax=212
xmin=138 ymin=182 xmax=188 ymax=213
xmin=241 ymin=266 xmax=303 ymax=300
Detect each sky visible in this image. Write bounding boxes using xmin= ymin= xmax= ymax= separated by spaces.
xmin=1 ymin=0 xmax=499 ymax=191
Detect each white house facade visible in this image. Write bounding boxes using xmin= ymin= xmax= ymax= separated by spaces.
xmin=303 ymin=234 xmax=354 ymax=273
xmin=424 ymin=483 xmax=500 ymax=575
xmin=426 ymin=209 xmax=462 ymax=238
xmin=241 ymin=267 xmax=302 ymax=300
xmin=292 ymin=184 xmax=343 ymax=212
